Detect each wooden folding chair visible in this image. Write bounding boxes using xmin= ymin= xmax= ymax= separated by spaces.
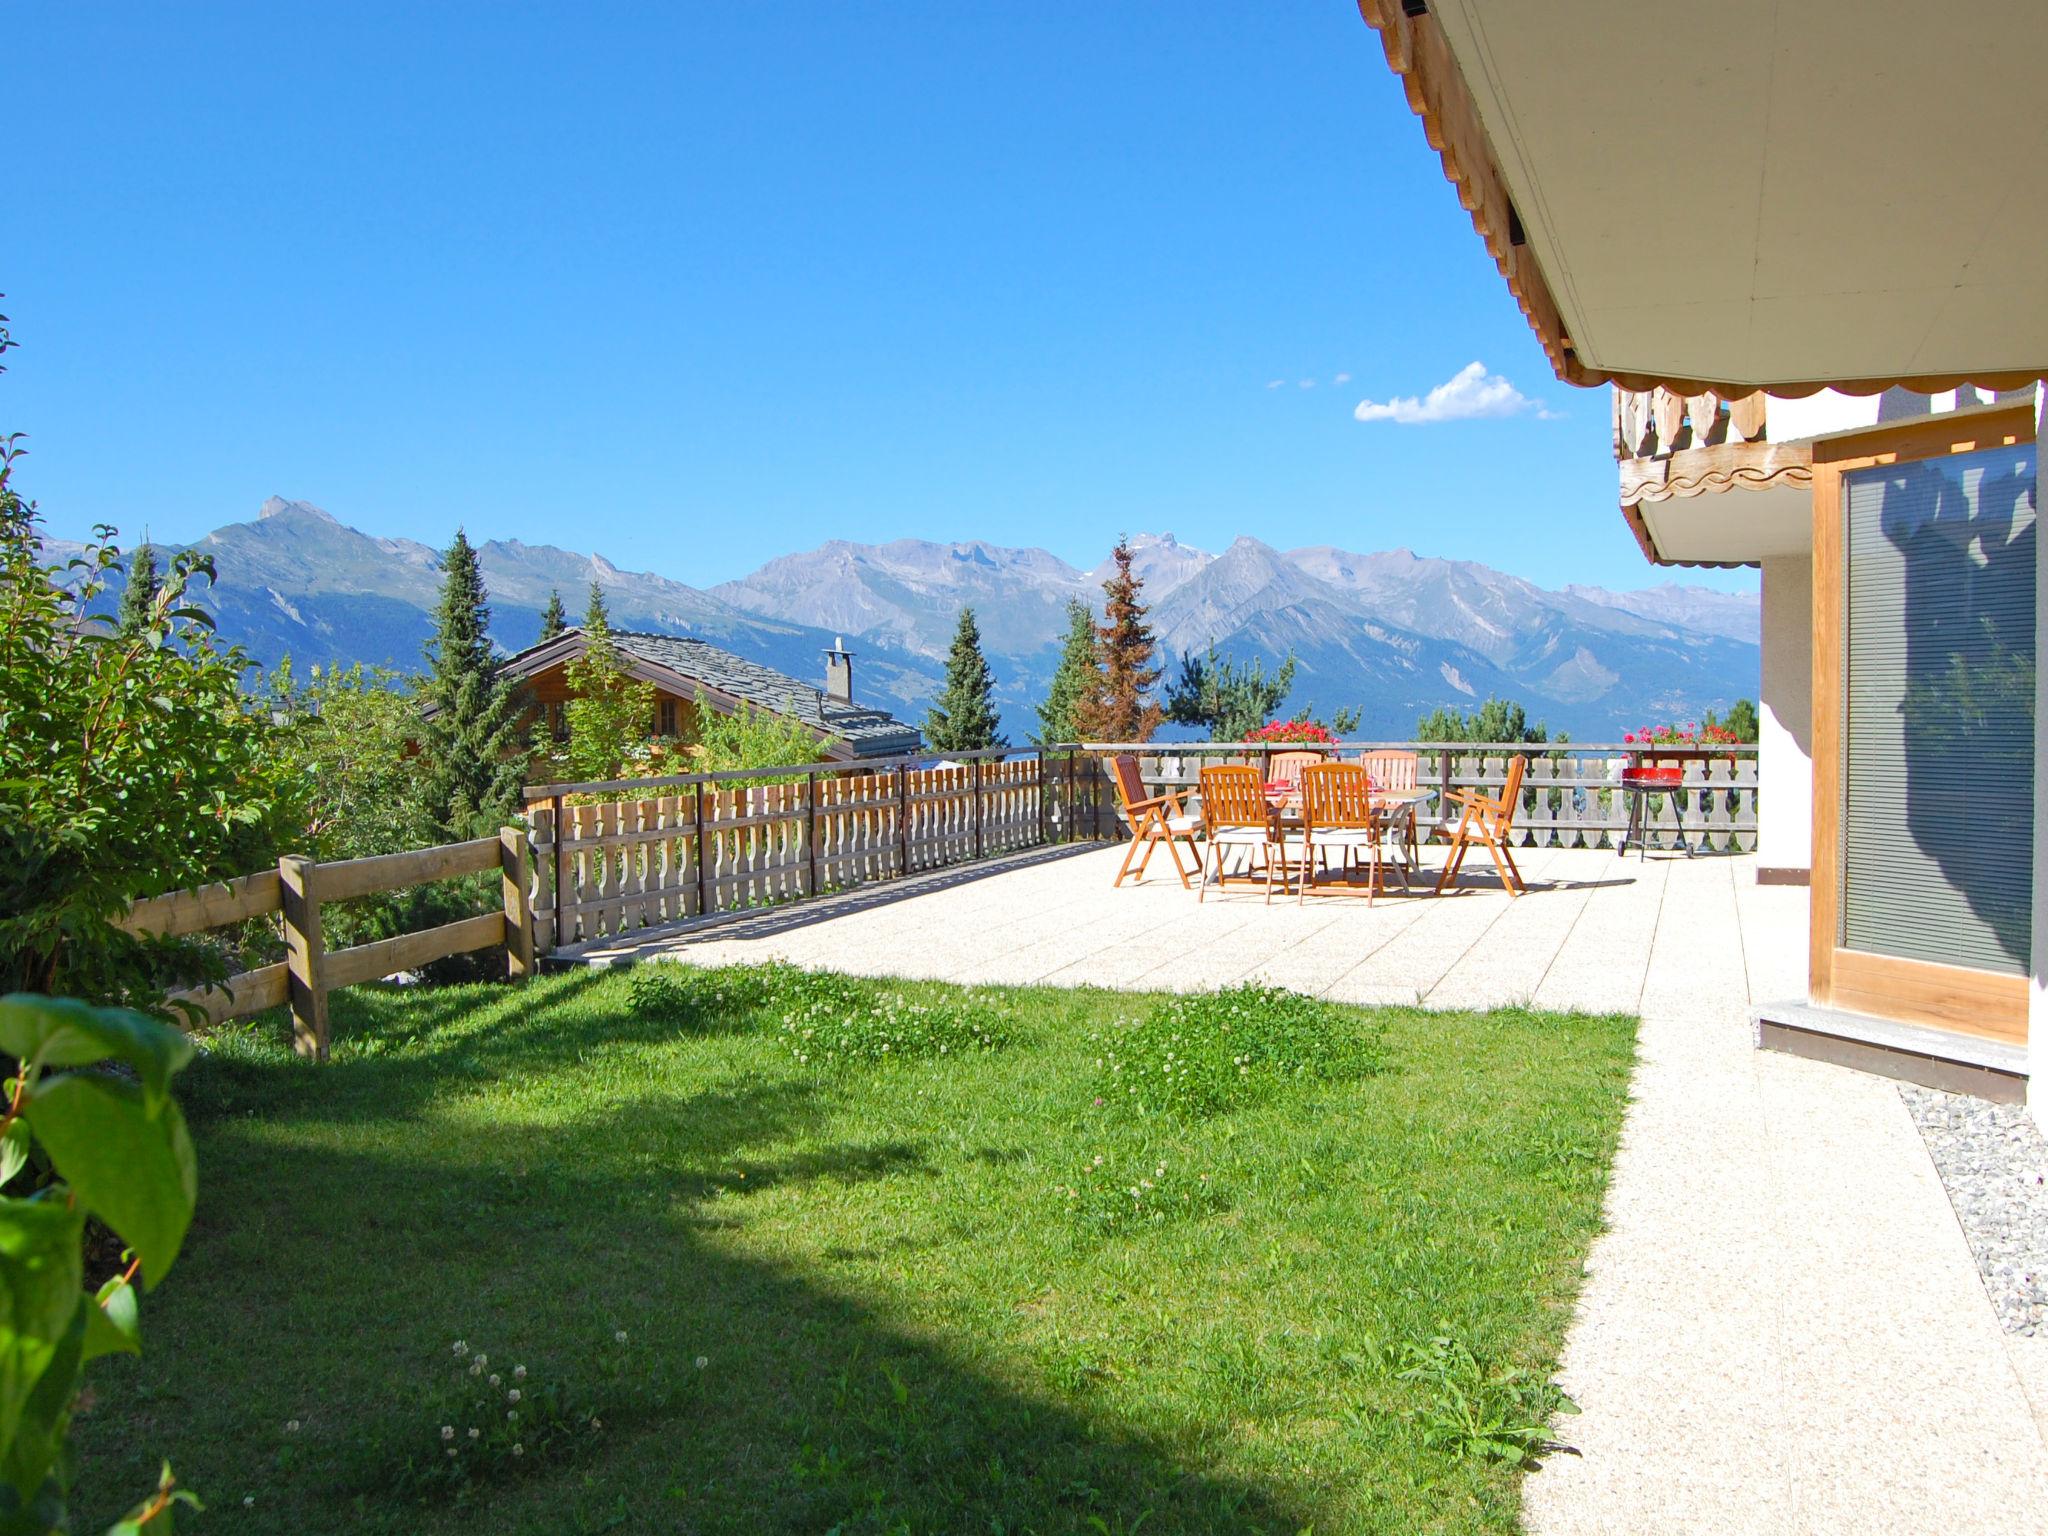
xmin=1265 ymin=749 xmax=1328 ymax=790
xmin=1357 ymin=748 xmax=1421 ymax=873
xmin=1299 ymin=762 xmax=1403 ymax=903
xmin=1435 ymin=753 xmax=1529 ymax=896
xmin=1197 ymin=764 xmax=1285 ymax=903
xmin=1107 ymin=753 xmax=1200 ymax=888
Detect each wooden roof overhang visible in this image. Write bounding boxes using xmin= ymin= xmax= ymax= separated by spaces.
xmin=1356 ymin=0 xmax=2048 ymax=398
xmin=496 ymin=633 xmax=865 ymax=763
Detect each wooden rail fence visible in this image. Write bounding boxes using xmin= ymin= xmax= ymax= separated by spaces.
xmin=524 ymin=750 xmax=1062 ymax=952
xmin=117 ymin=828 xmax=536 ymax=1060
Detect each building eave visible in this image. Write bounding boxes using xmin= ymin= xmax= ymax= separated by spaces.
xmin=1355 ymin=0 xmax=2046 ymax=398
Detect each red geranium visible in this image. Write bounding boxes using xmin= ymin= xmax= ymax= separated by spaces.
xmin=1242 ymin=719 xmax=1338 ymax=745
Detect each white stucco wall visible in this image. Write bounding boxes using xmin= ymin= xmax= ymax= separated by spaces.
xmin=1758 ymin=554 xmax=1813 ymax=875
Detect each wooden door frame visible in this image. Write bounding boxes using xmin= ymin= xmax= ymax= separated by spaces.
xmin=1809 ymin=403 xmax=2036 ymax=1041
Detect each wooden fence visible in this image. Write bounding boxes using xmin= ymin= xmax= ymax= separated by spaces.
xmin=117 ymin=829 xmax=536 ymax=1060
xmin=524 ymin=749 xmax=1067 ymax=952
xmin=1099 ymin=741 xmax=1759 ymax=854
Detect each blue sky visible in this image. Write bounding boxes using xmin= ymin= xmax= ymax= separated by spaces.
xmin=8 ymin=2 xmax=1755 ymax=596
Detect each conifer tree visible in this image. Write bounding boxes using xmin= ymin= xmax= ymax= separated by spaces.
xmin=538 ymin=587 xmax=567 ymax=641
xmin=419 ymin=528 xmax=529 ymax=838
xmin=1074 ymin=537 xmax=1162 ymax=742
xmin=115 ymin=542 xmax=161 ymax=638
xmin=922 ymin=606 xmax=1005 ymax=751
xmin=1164 ymin=645 xmax=1298 ymax=740
xmin=1033 ymin=599 xmax=1097 ymax=745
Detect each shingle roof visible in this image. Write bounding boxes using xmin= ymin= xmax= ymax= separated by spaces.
xmin=609 ymin=631 xmax=919 ymax=755
xmin=501 ymin=628 xmax=920 ymax=757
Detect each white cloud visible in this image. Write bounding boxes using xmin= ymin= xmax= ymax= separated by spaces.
xmin=1298 ymin=379 xmax=1315 ymax=389
xmin=1265 ymin=378 xmax=1285 ymax=389
xmin=1333 ymin=371 xmax=1351 ymax=385
xmin=1352 ymin=361 xmax=1550 ymax=424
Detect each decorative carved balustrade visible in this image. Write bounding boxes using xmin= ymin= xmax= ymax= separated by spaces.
xmin=1613 ymin=386 xmax=1769 ymax=460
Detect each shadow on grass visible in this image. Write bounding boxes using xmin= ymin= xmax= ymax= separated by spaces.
xmin=92 ymin=995 xmax=1317 ymax=1535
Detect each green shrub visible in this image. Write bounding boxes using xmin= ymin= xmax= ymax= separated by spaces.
xmin=1093 ymin=983 xmax=1383 ymax=1117
xmin=773 ymin=971 xmax=1006 ymax=1066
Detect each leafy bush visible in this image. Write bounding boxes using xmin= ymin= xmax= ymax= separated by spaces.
xmin=1395 ymin=1333 xmax=1577 ymax=1467
xmin=0 ymin=473 xmax=298 ymax=1006
xmin=1093 ymin=983 xmax=1383 ymax=1117
xmin=0 ymin=993 xmax=201 ymax=1529
xmin=773 ymin=971 xmax=1006 ymax=1066
xmin=1055 ymin=1150 xmax=1221 ymax=1237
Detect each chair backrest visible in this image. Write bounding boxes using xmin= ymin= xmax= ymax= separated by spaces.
xmin=1199 ymin=765 xmax=1270 ymax=831
xmin=1300 ymin=762 xmax=1374 ymax=832
xmin=1108 ymin=754 xmax=1148 ymax=814
xmin=1488 ymin=754 xmax=1529 ymax=831
xmin=1266 ymin=749 xmax=1327 ymax=786
xmin=1357 ymin=748 xmax=1419 ymax=792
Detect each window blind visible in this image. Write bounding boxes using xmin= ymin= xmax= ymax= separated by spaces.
xmin=1842 ymin=442 xmax=2035 ymax=974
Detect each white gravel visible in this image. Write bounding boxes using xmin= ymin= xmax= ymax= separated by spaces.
xmin=1902 ymin=1085 xmax=2048 ymax=1336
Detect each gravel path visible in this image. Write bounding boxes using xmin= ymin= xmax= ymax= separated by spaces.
xmin=1903 ymin=1086 xmax=2048 ymax=1336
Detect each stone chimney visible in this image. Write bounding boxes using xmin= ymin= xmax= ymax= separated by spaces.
xmin=823 ymin=637 xmax=854 ymax=703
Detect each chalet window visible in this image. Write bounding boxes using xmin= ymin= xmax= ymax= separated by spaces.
xmin=657 ymin=698 xmax=678 ymax=737
xmin=1840 ymin=441 xmax=2035 ymax=974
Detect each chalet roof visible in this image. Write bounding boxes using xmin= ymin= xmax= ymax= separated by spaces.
xmin=497 ymin=628 xmax=921 ymax=759
xmin=1356 ymin=0 xmax=2048 ymax=397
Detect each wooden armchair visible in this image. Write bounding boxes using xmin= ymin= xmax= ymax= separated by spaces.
xmin=1299 ymin=762 xmax=1402 ymax=903
xmin=1436 ymin=753 xmax=1529 ymax=896
xmin=1357 ymin=748 xmax=1421 ymax=872
xmin=1265 ymin=749 xmax=1328 ymax=790
xmin=1108 ymin=753 xmax=1200 ymax=888
xmin=1197 ymin=764 xmax=1284 ymax=903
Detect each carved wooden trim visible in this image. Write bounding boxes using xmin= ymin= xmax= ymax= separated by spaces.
xmin=1355 ymin=1 xmax=2046 ymax=399
xmin=1619 ymin=441 xmax=1814 ymax=507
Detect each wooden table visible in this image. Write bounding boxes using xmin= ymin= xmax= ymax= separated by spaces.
xmin=1264 ymin=788 xmax=1434 ymax=895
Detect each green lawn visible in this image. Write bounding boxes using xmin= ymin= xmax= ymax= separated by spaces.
xmin=75 ymin=965 xmax=1634 ymax=1535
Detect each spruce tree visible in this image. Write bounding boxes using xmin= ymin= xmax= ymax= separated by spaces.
xmin=922 ymin=606 xmax=1004 ymax=752
xmin=538 ymin=587 xmax=567 ymax=641
xmin=419 ymin=528 xmax=530 ymax=839
xmin=115 ymin=542 xmax=161 ymax=638
xmin=1033 ymin=599 xmax=1097 ymax=745
xmin=1164 ymin=645 xmax=1298 ymax=739
xmin=1074 ymin=537 xmax=1162 ymax=742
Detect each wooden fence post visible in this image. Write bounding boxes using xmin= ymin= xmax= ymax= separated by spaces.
xmin=500 ymin=826 xmax=535 ymax=980
xmin=898 ymin=762 xmax=911 ymax=875
xmin=1035 ymin=749 xmax=1047 ymax=846
xmin=278 ymin=853 xmax=328 ymax=1061
xmin=972 ymin=756 xmax=983 ymax=860
xmin=806 ymin=771 xmax=820 ymax=895
xmin=693 ymin=785 xmax=709 ymax=917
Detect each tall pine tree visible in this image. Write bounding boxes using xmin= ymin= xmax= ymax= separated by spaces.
xmin=538 ymin=587 xmax=567 ymax=641
xmin=1074 ymin=537 xmax=1162 ymax=742
xmin=115 ymin=542 xmax=161 ymax=638
xmin=922 ymin=606 xmax=1004 ymax=751
xmin=419 ymin=528 xmax=530 ymax=839
xmin=1033 ymin=599 xmax=1096 ymax=745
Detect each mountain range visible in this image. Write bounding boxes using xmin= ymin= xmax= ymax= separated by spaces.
xmin=66 ymin=499 xmax=1760 ymax=741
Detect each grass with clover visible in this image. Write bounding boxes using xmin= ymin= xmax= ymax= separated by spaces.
xmin=73 ymin=964 xmax=1632 ymax=1535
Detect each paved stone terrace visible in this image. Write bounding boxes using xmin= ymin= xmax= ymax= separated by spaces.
xmin=570 ymin=843 xmax=2048 ymax=1532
